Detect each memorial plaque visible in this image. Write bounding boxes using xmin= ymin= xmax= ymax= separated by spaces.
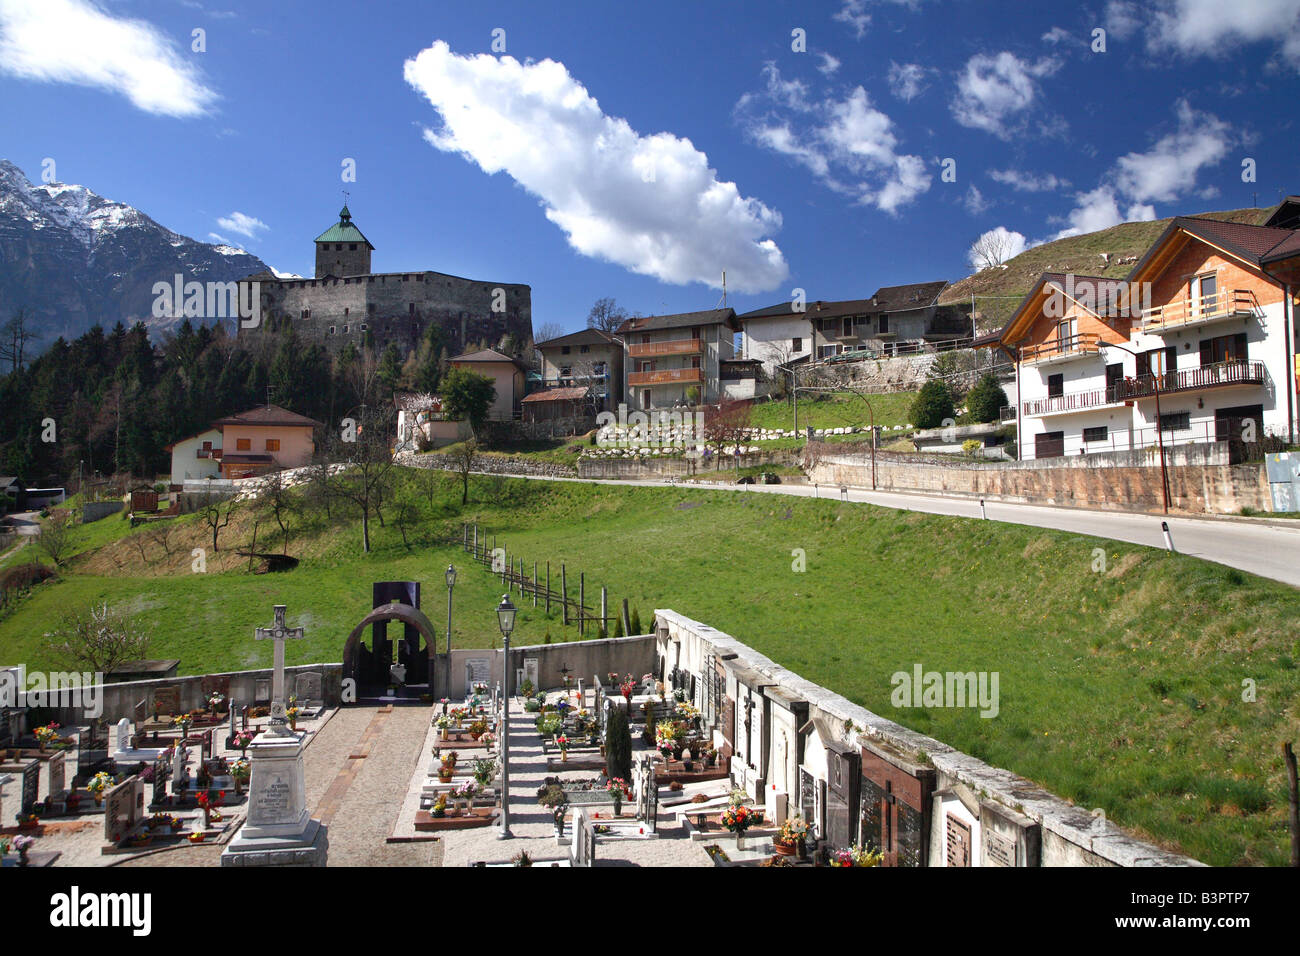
xmin=153 ymin=686 xmax=181 ymax=718
xmin=48 ymin=751 xmax=66 ymax=795
xmin=466 ymin=658 xmax=491 ymax=690
xmin=201 ymin=675 xmax=231 ymax=700
xmin=254 ymin=679 xmax=272 ymax=704
xmin=946 ymin=814 xmax=972 ymax=867
xmin=986 ymin=831 xmax=1015 ymax=867
xmin=21 ymin=760 xmax=39 ymax=814
xmin=103 ymin=777 xmax=136 ymax=843
xmin=132 ymin=699 xmax=148 ymax=725
xmin=252 ymin=773 xmax=298 ymax=826
xmin=294 ymin=672 xmax=322 ymax=703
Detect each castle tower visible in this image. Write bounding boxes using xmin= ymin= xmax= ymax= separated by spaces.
xmin=313 ymin=205 xmax=374 ymax=278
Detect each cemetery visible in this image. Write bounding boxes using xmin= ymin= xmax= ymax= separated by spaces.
xmin=0 ymin=585 xmax=1209 ymax=867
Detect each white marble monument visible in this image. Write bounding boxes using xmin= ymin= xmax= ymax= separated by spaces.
xmin=112 ymin=717 xmax=168 ymax=764
xmin=222 ymin=604 xmax=327 ymax=867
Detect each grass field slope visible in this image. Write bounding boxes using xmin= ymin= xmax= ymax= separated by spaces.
xmin=2 ymin=470 xmax=1297 ymax=865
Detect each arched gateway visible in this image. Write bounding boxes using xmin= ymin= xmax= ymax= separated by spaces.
xmin=342 ymin=582 xmax=440 ymax=700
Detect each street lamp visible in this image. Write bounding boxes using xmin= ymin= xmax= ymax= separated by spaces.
xmin=444 ymin=565 xmax=456 ymax=654
xmin=496 ymin=593 xmax=517 ymax=840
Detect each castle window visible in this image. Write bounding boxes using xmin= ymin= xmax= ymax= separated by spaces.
xmin=368 ymin=303 xmax=375 ymax=314
xmin=329 ymin=327 xmax=335 ymax=335
xmin=580 ymin=345 xmax=590 ymax=354
xmin=335 ymin=243 xmax=342 ymax=251
xmin=349 ymin=243 xmax=357 ymax=250
xmin=301 ymin=309 xmax=310 ymax=319
xmin=343 ymin=325 xmax=349 ymax=333
xmin=361 ymin=324 xmax=368 ymax=331
xmin=409 ymin=303 xmax=415 ymax=314
xmin=561 ymin=346 xmax=571 ymax=355
xmin=344 ymin=307 xmax=349 ymax=317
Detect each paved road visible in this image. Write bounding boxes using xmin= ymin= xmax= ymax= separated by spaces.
xmin=488 ymin=471 xmax=1300 ymax=588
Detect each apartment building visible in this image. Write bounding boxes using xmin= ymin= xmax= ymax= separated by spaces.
xmin=616 ymin=308 xmax=739 ymax=410
xmin=533 ymin=327 xmax=624 ymax=412
xmin=980 ymin=204 xmax=1300 ymax=460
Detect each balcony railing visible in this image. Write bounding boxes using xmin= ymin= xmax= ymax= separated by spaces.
xmin=1021 ymin=333 xmax=1101 ymax=364
xmin=1023 ymin=387 xmax=1121 ymax=417
xmin=1111 ymin=359 xmax=1266 ymax=400
xmin=628 ymin=367 xmax=704 ymax=387
xmin=628 ymin=339 xmax=703 ymax=358
xmin=1139 ymin=289 xmax=1257 ymax=331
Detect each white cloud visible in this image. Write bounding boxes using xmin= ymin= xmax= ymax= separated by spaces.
xmin=887 ymin=61 xmax=930 ymax=101
xmin=404 ymin=41 xmax=787 ymax=293
xmin=0 ymin=0 xmax=217 ymax=116
xmin=1041 ymin=26 xmax=1074 ymax=45
xmin=738 ymin=68 xmax=931 ymax=215
xmin=817 ymin=52 xmax=841 ymax=76
xmin=989 ymin=168 xmax=1069 ymax=192
xmin=951 ymin=52 xmax=1061 ymax=138
xmin=1052 ymin=186 xmax=1157 ymax=240
xmin=963 ymin=184 xmax=989 ymax=215
xmin=1106 ymin=0 xmax=1300 ymax=69
xmin=1112 ymin=99 xmax=1231 ymax=203
xmin=216 ymin=211 xmax=268 ymax=239
xmin=833 ymin=0 xmax=928 ymax=40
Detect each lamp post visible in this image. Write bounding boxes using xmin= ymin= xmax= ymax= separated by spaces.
xmin=496 ymin=594 xmax=517 ymax=840
xmin=444 ymin=565 xmax=456 ymax=654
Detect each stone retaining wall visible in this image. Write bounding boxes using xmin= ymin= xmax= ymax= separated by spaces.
xmin=805 ymin=442 xmax=1270 ymax=514
xmin=396 ymin=451 xmax=578 ymax=480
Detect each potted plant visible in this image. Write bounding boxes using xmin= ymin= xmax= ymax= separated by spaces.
xmin=172 ymin=714 xmax=192 ymax=739
xmin=605 ymin=777 xmax=631 ymax=816
xmin=430 ymin=794 xmax=447 ymax=818
xmin=719 ymin=803 xmax=756 ymax=851
xmin=438 ymin=752 xmax=458 ymax=783
xmin=16 ymin=811 xmax=40 ymax=830
xmin=207 ymin=692 xmax=225 ymax=715
xmin=511 ymin=850 xmax=533 ymax=867
xmin=229 ymin=758 xmax=250 ymax=795
xmin=33 ymin=722 xmax=60 ymax=753
xmin=452 ymin=780 xmax=478 ymax=811
xmin=555 ymin=734 xmax=570 ymax=762
xmin=87 ymin=771 xmax=114 ymax=806
xmin=469 ymin=718 xmax=488 ymax=740
xmin=434 ymin=714 xmax=453 ymax=739
xmin=196 ymin=790 xmax=223 ymax=828
xmin=12 ymin=834 xmax=34 ymax=866
xmin=829 ymin=844 xmax=883 ymax=867
xmin=286 ymin=705 xmax=301 ymax=732
xmin=773 ymin=816 xmax=809 ymax=857
xmin=473 ymin=758 xmax=496 ymax=788
xmin=536 ymin=783 xmax=568 ymax=835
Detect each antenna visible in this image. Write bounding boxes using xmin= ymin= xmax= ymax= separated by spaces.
xmin=715 ymin=271 xmax=728 ymax=310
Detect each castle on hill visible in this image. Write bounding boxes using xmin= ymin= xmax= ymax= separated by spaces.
xmin=237 ymin=205 xmax=533 ymax=358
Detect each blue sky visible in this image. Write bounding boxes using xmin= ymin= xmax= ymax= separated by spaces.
xmin=1 ymin=0 xmax=1298 ymax=336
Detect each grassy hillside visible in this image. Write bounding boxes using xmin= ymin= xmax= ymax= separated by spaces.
xmin=2 ymin=470 xmax=1298 ymax=864
xmin=940 ymin=207 xmax=1269 ymax=332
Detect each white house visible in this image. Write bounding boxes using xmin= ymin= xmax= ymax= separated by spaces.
xmin=165 ymin=428 xmax=223 ymax=483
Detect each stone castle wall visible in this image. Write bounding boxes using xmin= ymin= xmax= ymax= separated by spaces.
xmin=240 ymin=270 xmax=533 ymax=359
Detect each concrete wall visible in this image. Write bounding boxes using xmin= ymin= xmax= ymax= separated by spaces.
xmin=653 ymin=608 xmax=1199 ymax=867
xmin=805 ymin=442 xmax=1270 ymax=514
xmin=396 ymin=451 xmax=578 ymax=480
xmin=434 ymin=635 xmax=656 ymax=698
xmin=81 ymin=500 xmax=125 ymax=523
xmin=37 ymin=663 xmax=345 ymax=728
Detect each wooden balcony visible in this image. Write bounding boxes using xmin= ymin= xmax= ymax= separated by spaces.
xmin=628 ymin=367 xmax=704 ymax=387
xmin=1111 ymin=359 xmax=1266 ymax=400
xmin=1139 ymin=289 xmax=1257 ymax=332
xmin=1021 ymin=333 xmax=1101 ymax=366
xmin=628 ymin=339 xmax=704 ymax=358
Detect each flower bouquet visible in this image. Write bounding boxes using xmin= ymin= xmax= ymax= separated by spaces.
xmin=719 ymin=803 xmax=757 ymax=848
xmin=34 ymin=722 xmax=61 ymax=751
xmin=829 ymin=844 xmax=883 ymax=867
xmin=774 ymin=815 xmax=809 ymax=855
xmin=555 ymin=734 xmax=570 ymax=761
xmin=87 ymin=771 xmax=114 ymax=805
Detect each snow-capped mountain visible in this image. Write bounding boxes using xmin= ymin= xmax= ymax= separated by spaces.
xmin=0 ymin=159 xmax=270 ymax=349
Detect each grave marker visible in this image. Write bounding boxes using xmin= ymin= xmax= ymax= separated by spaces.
xmin=254 ymin=604 xmax=305 ymax=737
xmin=466 ymin=658 xmax=491 ymax=694
xmin=153 ymin=686 xmax=181 ymax=719
xmin=523 ymin=658 xmax=539 ymax=691
xmin=48 ymin=750 xmax=66 ymax=796
xmin=103 ymin=776 xmax=144 ymax=844
xmin=21 ymin=760 xmax=39 ymax=815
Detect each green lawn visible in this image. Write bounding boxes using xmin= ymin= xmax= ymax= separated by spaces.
xmin=748 ymin=391 xmax=918 ymax=433
xmin=1 ymin=469 xmax=1297 ymax=865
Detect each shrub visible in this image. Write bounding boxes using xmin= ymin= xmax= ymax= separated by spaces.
xmin=965 ymin=373 xmax=1008 ymax=423
xmin=605 ymin=706 xmax=632 ymax=781
xmin=910 ymin=380 xmax=955 ymax=430
xmin=961 ymin=439 xmax=983 ymax=457
xmin=630 ymin=607 xmax=642 ymax=635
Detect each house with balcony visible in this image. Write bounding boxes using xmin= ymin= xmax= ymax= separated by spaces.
xmin=534 ymin=328 xmax=624 ymax=412
xmin=616 ymin=308 xmax=739 ymax=410
xmin=165 ymin=427 xmax=224 ymax=484
xmin=978 ymin=208 xmax=1300 ymax=460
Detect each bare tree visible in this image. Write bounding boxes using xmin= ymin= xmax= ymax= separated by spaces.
xmin=0 ymin=308 xmax=32 ymax=374
xmin=45 ymin=601 xmax=151 ymax=675
xmin=448 ymin=436 xmax=478 ymax=505
xmin=535 ymin=322 xmax=566 ymax=345
xmin=324 ymin=404 xmax=398 ymax=553
xmin=702 ymin=400 xmax=753 ymax=469
xmin=35 ymin=511 xmax=74 ymax=568
xmin=586 ymin=297 xmax=630 ymax=333
xmin=201 ymin=490 xmax=235 ymax=552
xmin=968 ymin=227 xmax=1025 ymax=271
xmin=259 ymin=469 xmax=299 ymax=555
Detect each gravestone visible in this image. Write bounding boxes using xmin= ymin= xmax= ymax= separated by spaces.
xmin=254 ymin=679 xmax=271 ymax=705
xmin=113 ymin=717 xmax=167 ymax=764
xmin=132 ymin=699 xmax=148 ymax=727
xmin=21 ymin=760 xmax=39 ymax=815
xmin=522 ymin=658 xmax=539 ymax=690
xmin=153 ymin=686 xmax=181 ymax=718
xmin=979 ymin=798 xmax=1040 ymax=868
xmin=149 ymin=757 xmax=168 ymax=807
xmin=48 ymin=751 xmax=66 ymax=796
xmin=293 ymin=672 xmax=323 ymax=706
xmin=0 ymin=773 xmax=9 ymax=822
xmin=103 ymin=776 xmax=145 ymax=845
xmin=171 ymin=744 xmax=187 ymax=792
xmin=567 ymin=808 xmax=591 ymax=867
xmin=200 ymin=674 xmax=231 ymax=703
xmin=466 ymin=658 xmax=491 ymax=695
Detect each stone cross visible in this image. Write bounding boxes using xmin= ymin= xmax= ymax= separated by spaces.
xmin=255 ymin=604 xmax=305 ymax=737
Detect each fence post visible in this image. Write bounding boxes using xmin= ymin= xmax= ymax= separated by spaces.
xmin=561 ymin=564 xmax=569 ymax=625
xmin=579 ymin=573 xmax=586 ymax=636
xmin=533 ymin=561 xmax=538 ymax=608
xmin=546 ymin=562 xmax=552 ymax=615
xmin=622 ymin=598 xmax=631 ymax=635
xmin=601 ymin=587 xmax=608 ymax=635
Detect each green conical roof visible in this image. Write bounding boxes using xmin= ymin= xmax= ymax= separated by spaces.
xmin=314 ymin=205 xmax=373 ymax=247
